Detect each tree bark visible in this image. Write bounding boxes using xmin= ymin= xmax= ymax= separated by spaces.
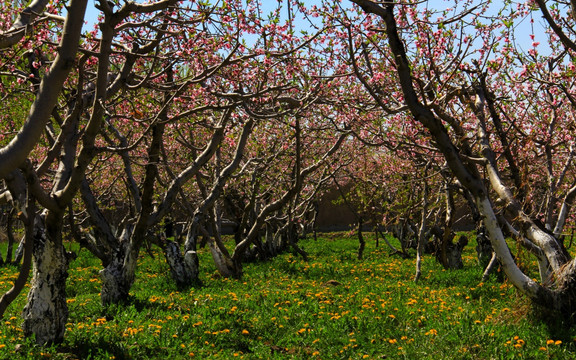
xmin=481 ymin=253 xmax=498 ymax=282
xmin=165 ymin=240 xmax=198 ymax=288
xmin=21 ymin=214 xmax=69 ymax=345
xmin=414 ymin=167 xmax=429 ymax=282
xmin=0 ymin=0 xmax=51 ymax=49
xmin=164 ymin=223 xmax=200 ymax=288
xmin=99 ymin=226 xmax=133 ymax=306
xmin=357 ymin=219 xmax=366 ymax=261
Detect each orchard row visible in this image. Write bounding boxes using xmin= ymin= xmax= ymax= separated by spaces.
xmin=1 ymin=0 xmax=576 ymax=345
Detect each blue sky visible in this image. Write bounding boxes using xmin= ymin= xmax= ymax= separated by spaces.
xmin=80 ymin=0 xmax=551 ymax=56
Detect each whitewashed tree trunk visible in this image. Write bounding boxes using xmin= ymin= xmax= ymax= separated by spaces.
xmin=414 ymin=166 xmax=429 ymax=282
xmin=481 ymin=253 xmax=498 ymax=282
xmin=184 ymin=249 xmax=200 ymax=280
xmin=99 ymin=256 xmax=128 ymax=306
xmin=183 ymin=224 xmax=200 ymax=282
xmin=161 ymin=221 xmax=201 ymax=287
xmin=21 ymin=217 xmax=69 ymax=345
xmin=164 ymin=240 xmax=199 ymax=288
xmin=476 ymin=197 xmax=546 ymax=298
xmin=99 ymin=228 xmax=132 ymax=306
xmin=99 ymin=245 xmax=140 ymax=306
xmin=207 ymin=235 xmax=241 ymax=278
xmin=475 ymin=225 xmax=493 ymax=268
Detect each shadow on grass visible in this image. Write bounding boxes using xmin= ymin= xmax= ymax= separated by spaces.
xmin=530 ymin=305 xmax=576 ymax=343
xmin=58 ymin=339 xmax=134 ymax=360
xmin=101 ymin=295 xmax=175 ymax=321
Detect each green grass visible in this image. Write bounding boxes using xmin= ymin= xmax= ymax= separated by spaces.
xmin=0 ymin=233 xmax=575 ymax=359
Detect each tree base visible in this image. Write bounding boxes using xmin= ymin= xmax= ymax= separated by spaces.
xmin=21 ymin=235 xmax=69 ymax=345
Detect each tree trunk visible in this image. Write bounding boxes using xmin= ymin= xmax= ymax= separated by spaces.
xmin=4 ymin=209 xmax=15 ymax=264
xmin=100 ymin=256 xmax=129 ymax=306
xmin=21 ymin=215 xmax=69 ymax=345
xmin=481 ymin=252 xmax=498 ymax=282
xmin=414 ymin=234 xmax=425 ymax=282
xmin=444 ymin=235 xmax=468 ymax=270
xmin=264 ymin=222 xmax=277 ymax=257
xmin=357 ymin=219 xmax=365 ymax=260
xmin=438 ymin=181 xmax=461 ymax=269
xmin=99 ymin=229 xmax=133 ymax=306
xmin=99 ymin=244 xmax=138 ymax=306
xmin=475 ymin=224 xmax=492 ymax=268
xmin=208 ymin=239 xmax=241 ymax=278
xmin=165 ymin=240 xmax=198 ymax=288
xmin=414 ymin=177 xmax=428 ymax=282
xmin=288 ymin=222 xmax=308 ymax=261
xmin=13 ymin=236 xmax=25 ymax=265
xmin=183 ymin=223 xmax=200 ymax=283
xmin=163 ymin=223 xmax=200 ymax=288
xmin=550 ymin=259 xmax=576 ymax=313
xmin=184 ymin=250 xmax=200 ymax=283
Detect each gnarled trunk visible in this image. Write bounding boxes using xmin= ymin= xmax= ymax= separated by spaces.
xmin=163 ymin=223 xmax=200 ymax=288
xmin=443 ymin=235 xmax=468 ymax=270
xmin=99 ymin=247 xmax=141 ymax=306
xmin=99 ymin=230 xmax=134 ymax=306
xmin=208 ymin=239 xmax=242 ymax=278
xmin=21 ymin=216 xmax=69 ymax=345
xmin=100 ymin=255 xmax=131 ymax=306
xmin=165 ymin=242 xmax=194 ymax=287
xmin=475 ymin=224 xmax=493 ymax=269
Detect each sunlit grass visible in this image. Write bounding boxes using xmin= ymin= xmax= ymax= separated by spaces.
xmin=0 ymin=233 xmax=575 ymax=359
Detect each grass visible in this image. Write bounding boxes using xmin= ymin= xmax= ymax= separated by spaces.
xmin=0 ymin=232 xmax=575 ymax=359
